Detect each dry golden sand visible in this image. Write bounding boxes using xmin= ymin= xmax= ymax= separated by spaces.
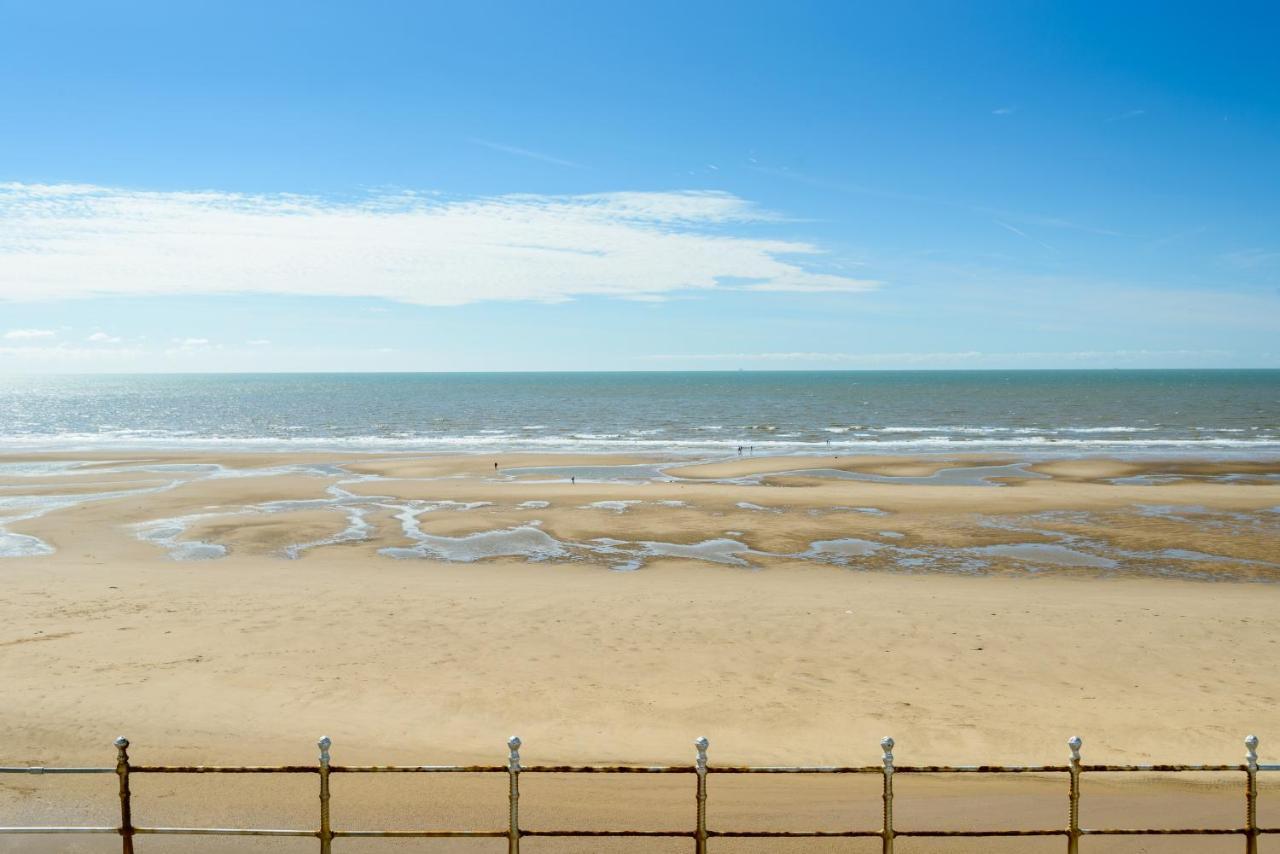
xmin=1 ymin=452 xmax=1278 ymax=852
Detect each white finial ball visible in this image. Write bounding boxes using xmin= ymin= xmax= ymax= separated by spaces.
xmin=694 ymin=737 xmax=709 ymax=751
xmin=881 ymin=736 xmax=894 ymax=751
xmin=1246 ymin=734 xmax=1259 ymax=751
xmin=318 ymin=736 xmax=332 ymax=750
xmin=508 ymin=736 xmax=521 ymax=750
xmin=1068 ymin=736 xmax=1082 ymax=749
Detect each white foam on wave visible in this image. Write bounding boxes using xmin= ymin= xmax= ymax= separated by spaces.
xmin=2 ymin=431 xmax=1277 ymax=457
xmin=877 ymin=425 xmax=1162 ymax=435
xmin=1065 ymin=426 xmax=1162 ymax=433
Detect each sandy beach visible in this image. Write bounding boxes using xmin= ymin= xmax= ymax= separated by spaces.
xmin=2 ymin=452 xmax=1278 ymax=851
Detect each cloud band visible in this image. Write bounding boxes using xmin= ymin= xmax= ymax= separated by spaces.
xmin=0 ymin=183 xmax=876 ymax=305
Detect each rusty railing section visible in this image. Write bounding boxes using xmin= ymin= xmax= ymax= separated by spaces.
xmin=1 ymin=733 xmax=1275 ymax=851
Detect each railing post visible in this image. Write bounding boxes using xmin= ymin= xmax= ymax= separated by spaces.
xmin=114 ymin=736 xmax=134 ymax=854
xmin=881 ymin=736 xmax=895 ymax=854
xmin=1067 ymin=736 xmax=1082 ymax=854
xmin=318 ymin=736 xmax=332 ymax=854
xmin=694 ymin=736 xmax=709 ymax=854
xmin=507 ymin=736 xmax=521 ymax=854
xmin=1245 ymin=734 xmax=1259 ymax=854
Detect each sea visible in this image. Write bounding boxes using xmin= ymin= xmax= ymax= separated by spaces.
xmin=0 ymin=370 xmax=1276 ymax=457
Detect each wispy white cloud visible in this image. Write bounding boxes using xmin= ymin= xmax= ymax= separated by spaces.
xmin=471 ymin=139 xmax=586 ymax=169
xmin=1105 ymin=109 xmax=1146 ymax=122
xmin=3 ymin=328 xmax=56 ymax=340
xmin=86 ymin=331 xmax=122 ymax=344
xmin=0 ymin=183 xmax=875 ymax=306
xmin=170 ymin=337 xmax=211 ymax=348
xmin=993 ymin=219 xmax=1056 ymax=251
xmin=992 ymin=106 xmax=1017 ymax=116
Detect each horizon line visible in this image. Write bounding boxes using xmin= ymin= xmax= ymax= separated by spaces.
xmin=2 ymin=367 xmax=1277 ymax=378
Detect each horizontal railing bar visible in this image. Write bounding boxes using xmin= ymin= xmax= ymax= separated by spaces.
xmin=898 ymin=829 xmax=1068 ymax=837
xmin=896 ymin=765 xmax=1069 ymax=774
xmin=0 ymin=767 xmax=114 ymax=774
xmin=112 ymin=763 xmax=1268 ymax=773
xmin=330 ymin=765 xmax=506 ymax=773
xmin=521 ymin=830 xmax=696 ymax=837
xmin=131 ymin=765 xmax=317 ymax=773
xmin=522 ymin=764 xmax=695 ymax=773
xmin=333 ymin=830 xmax=509 ymax=838
xmin=710 ymin=765 xmax=880 ymax=774
xmin=134 ymin=826 xmax=317 ymax=837
xmin=1082 ymin=828 xmax=1246 ymax=835
xmin=710 ymin=830 xmax=883 ymax=838
xmin=337 ymin=826 xmax=1280 ymax=840
xmin=0 ymin=827 xmax=118 ymax=834
xmin=1081 ymin=764 xmax=1244 ymax=772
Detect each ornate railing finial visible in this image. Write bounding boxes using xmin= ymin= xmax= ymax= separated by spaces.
xmin=1245 ymin=734 xmax=1259 ymax=767
xmin=1068 ymin=736 xmax=1082 ymax=763
xmin=881 ymin=736 xmax=895 ymax=769
xmin=114 ymin=736 xmax=130 ymax=753
xmin=694 ymin=736 xmax=709 ymax=772
xmin=507 ymin=736 xmax=522 ymax=772
xmin=317 ymin=736 xmax=332 ymax=767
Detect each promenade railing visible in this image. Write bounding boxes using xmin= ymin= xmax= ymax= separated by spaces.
xmin=1 ymin=734 xmax=1274 ymax=852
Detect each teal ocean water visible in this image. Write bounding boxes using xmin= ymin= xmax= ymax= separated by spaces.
xmin=0 ymin=371 xmax=1276 ymax=456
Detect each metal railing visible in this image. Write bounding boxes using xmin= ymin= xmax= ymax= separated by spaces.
xmin=1 ymin=733 xmax=1275 ymax=852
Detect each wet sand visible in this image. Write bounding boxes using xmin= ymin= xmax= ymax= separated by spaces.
xmin=1 ymin=452 xmax=1278 ymax=851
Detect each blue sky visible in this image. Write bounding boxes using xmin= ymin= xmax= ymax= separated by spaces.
xmin=1 ymin=1 xmax=1278 ymax=371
